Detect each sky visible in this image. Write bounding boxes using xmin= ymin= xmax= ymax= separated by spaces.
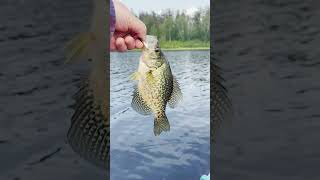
xmin=121 ymin=0 xmax=210 ymax=15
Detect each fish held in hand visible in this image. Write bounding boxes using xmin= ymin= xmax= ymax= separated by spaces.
xmin=64 ymin=0 xmax=109 ymax=170
xmin=131 ymin=35 xmax=183 ymax=136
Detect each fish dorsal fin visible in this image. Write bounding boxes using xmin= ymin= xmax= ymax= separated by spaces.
xmin=67 ymin=79 xmax=109 ymax=169
xmin=168 ymin=76 xmax=183 ymax=109
xmin=131 ymin=86 xmax=152 ymax=115
xmin=212 ymin=61 xmax=233 ymax=141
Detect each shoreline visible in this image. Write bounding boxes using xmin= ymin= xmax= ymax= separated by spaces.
xmin=126 ymin=47 xmax=210 ymax=52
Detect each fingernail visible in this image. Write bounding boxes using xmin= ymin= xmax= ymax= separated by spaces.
xmin=143 ymin=41 xmax=148 ymax=48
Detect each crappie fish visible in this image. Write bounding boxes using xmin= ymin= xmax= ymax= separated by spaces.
xmin=131 ymin=35 xmax=182 ymax=136
xmin=65 ymin=0 xmax=109 ymax=170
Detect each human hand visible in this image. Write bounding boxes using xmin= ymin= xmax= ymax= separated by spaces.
xmin=111 ymin=0 xmax=147 ymax=52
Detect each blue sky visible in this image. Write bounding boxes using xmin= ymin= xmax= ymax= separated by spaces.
xmin=121 ymin=0 xmax=210 ymax=14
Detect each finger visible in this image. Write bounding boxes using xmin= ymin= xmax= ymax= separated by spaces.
xmin=135 ymin=39 xmax=144 ymax=49
xmin=124 ymin=35 xmax=135 ymax=50
xmin=113 ymin=31 xmax=128 ymax=39
xmin=110 ymin=36 xmax=116 ymax=51
xmin=115 ymin=37 xmax=127 ymax=52
xmin=129 ymin=17 xmax=147 ymax=41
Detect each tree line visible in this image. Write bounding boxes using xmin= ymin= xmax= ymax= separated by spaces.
xmin=137 ymin=7 xmax=210 ymax=42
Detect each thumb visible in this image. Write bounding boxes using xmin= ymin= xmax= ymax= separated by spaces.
xmin=128 ymin=16 xmax=147 ymax=41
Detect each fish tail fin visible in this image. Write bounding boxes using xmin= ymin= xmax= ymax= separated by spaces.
xmin=65 ymin=32 xmax=95 ymax=63
xmin=154 ymin=113 xmax=170 ymax=136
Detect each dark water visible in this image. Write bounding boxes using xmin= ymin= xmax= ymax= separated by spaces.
xmin=214 ymin=0 xmax=320 ymax=179
xmin=110 ymin=50 xmax=210 ymax=180
xmin=0 ymin=0 xmax=108 ymax=179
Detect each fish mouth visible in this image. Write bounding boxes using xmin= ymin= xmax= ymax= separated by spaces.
xmin=143 ymin=41 xmax=149 ymax=49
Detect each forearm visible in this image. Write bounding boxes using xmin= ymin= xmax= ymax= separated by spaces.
xmin=110 ymin=0 xmax=116 ymax=35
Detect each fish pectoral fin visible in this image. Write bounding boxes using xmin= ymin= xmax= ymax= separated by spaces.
xmin=146 ymin=71 xmax=154 ymax=83
xmin=131 ymin=86 xmax=152 ymax=115
xmin=130 ymin=72 xmax=140 ymax=80
xmin=65 ymin=32 xmax=95 ymax=64
xmin=168 ymin=76 xmax=183 ymax=109
xmin=154 ymin=113 xmax=170 ymax=136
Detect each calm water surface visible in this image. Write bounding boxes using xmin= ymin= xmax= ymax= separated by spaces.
xmin=110 ymin=50 xmax=210 ymax=180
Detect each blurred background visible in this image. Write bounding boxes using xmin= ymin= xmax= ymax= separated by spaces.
xmin=0 ymin=0 xmax=106 ymax=179
xmin=213 ymin=0 xmax=320 ymax=179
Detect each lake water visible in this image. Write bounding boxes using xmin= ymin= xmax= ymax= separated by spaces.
xmin=213 ymin=1 xmax=320 ymax=179
xmin=110 ymin=50 xmax=210 ymax=180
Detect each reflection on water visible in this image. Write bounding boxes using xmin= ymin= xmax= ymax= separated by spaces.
xmin=110 ymin=50 xmax=210 ymax=180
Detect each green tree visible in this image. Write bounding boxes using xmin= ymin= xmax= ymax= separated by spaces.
xmin=138 ymin=6 xmax=209 ymax=44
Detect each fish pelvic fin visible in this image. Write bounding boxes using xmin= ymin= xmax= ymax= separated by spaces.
xmin=130 ymin=72 xmax=140 ymax=81
xmin=154 ymin=113 xmax=170 ymax=136
xmin=168 ymin=76 xmax=183 ymax=108
xmin=65 ymin=32 xmax=95 ymax=64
